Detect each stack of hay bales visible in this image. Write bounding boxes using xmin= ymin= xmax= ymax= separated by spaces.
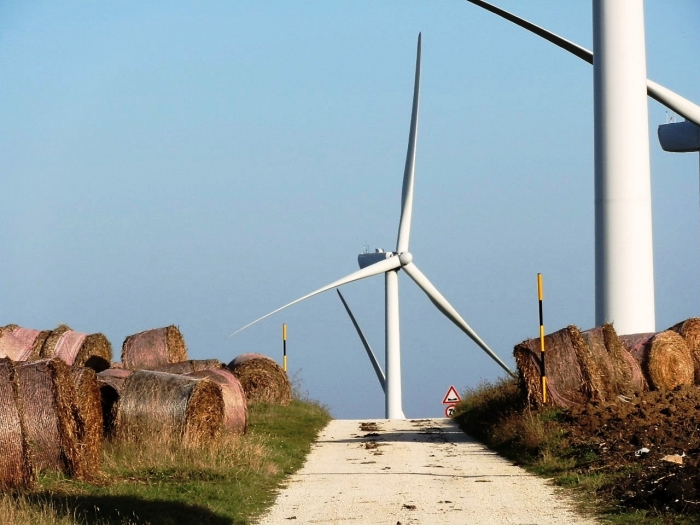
xmin=227 ymin=353 xmax=291 ymax=405
xmin=668 ymin=317 xmax=700 ymax=383
xmin=115 ymin=370 xmax=224 ymax=445
xmin=121 ymin=326 xmax=187 ymax=370
xmin=620 ymin=330 xmax=694 ymax=390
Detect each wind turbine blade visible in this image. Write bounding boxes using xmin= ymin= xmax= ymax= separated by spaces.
xmin=465 ymin=0 xmax=700 ymax=127
xmin=395 ymin=33 xmax=421 ymax=254
xmin=402 ymin=261 xmax=516 ymax=378
xmin=336 ymin=290 xmax=386 ymax=393
xmin=228 ymin=255 xmax=401 ymax=337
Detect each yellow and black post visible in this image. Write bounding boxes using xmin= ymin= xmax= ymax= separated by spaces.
xmin=538 ymin=273 xmax=546 ymax=403
xmin=282 ymin=323 xmax=288 ymax=373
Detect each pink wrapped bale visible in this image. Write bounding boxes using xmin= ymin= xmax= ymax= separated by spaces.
xmin=96 ymin=369 xmax=133 ymax=436
xmin=121 ymin=326 xmax=187 ymax=370
xmin=187 ymin=368 xmax=247 ymax=434
xmin=0 ymin=325 xmax=50 ymax=361
xmin=42 ymin=325 xmax=111 ymax=372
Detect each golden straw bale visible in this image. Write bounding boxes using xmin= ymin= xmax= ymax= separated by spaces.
xmin=121 ymin=326 xmax=187 ymax=370
xmin=154 ymin=359 xmax=223 ymax=375
xmin=0 ymin=358 xmax=34 ymax=489
xmin=16 ymin=359 xmax=84 ymax=478
xmin=69 ymin=367 xmax=103 ymax=477
xmin=648 ymin=331 xmax=694 ymax=390
xmin=0 ymin=325 xmax=44 ymax=361
xmin=600 ymin=323 xmax=646 ymax=394
xmin=41 ymin=325 xmax=111 ymax=372
xmin=668 ymin=318 xmax=700 ymax=383
xmin=187 ymin=368 xmax=247 ymax=434
xmin=227 ymin=353 xmax=291 ymax=405
xmin=115 ymin=370 xmax=223 ymax=445
xmin=514 ymin=325 xmax=609 ymax=408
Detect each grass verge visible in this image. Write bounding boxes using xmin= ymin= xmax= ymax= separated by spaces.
xmin=2 ymin=399 xmax=331 ymax=525
xmin=452 ymin=379 xmax=699 ymax=525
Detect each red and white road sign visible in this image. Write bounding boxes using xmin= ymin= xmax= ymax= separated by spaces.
xmin=442 ymin=385 xmax=461 ymax=405
xmin=445 ymin=404 xmax=456 ymax=418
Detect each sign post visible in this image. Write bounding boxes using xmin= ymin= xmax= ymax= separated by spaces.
xmin=442 ymin=385 xmax=461 ymax=418
xmin=538 ymin=274 xmax=546 ymax=403
xmin=282 ymin=323 xmax=287 ymax=373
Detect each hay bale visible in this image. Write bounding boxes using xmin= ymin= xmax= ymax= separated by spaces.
xmin=668 ymin=318 xmax=700 ymax=383
xmin=69 ymin=367 xmax=103 ymax=476
xmin=115 ymin=370 xmax=223 ymax=445
xmin=621 ymin=331 xmax=694 ymax=390
xmin=514 ymin=325 xmax=609 ymax=408
xmin=0 ymin=325 xmax=48 ymax=361
xmin=187 ymin=368 xmax=248 ymax=434
xmin=121 ymin=326 xmax=187 ymax=370
xmin=600 ymin=323 xmax=646 ymax=394
xmin=41 ymin=325 xmax=111 ymax=372
xmin=96 ymin=369 xmax=132 ymax=436
xmin=227 ymin=353 xmax=292 ymax=405
xmin=16 ymin=359 xmax=84 ymax=477
xmin=154 ymin=359 xmax=223 ymax=375
xmin=0 ymin=358 xmax=34 ymax=489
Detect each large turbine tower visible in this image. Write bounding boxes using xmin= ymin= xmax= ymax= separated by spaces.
xmin=231 ymin=34 xmax=515 ymax=419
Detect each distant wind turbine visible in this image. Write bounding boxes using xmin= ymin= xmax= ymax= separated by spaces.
xmin=230 ymin=34 xmax=515 ymax=419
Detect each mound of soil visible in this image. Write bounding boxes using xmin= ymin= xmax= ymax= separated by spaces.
xmin=564 ymin=387 xmax=700 ymax=513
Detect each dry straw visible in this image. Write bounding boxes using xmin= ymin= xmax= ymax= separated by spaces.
xmin=622 ymin=331 xmax=694 ymax=390
xmin=155 ymin=359 xmax=223 ymax=375
xmin=0 ymin=358 xmax=34 ymax=489
xmin=41 ymin=325 xmax=112 ymax=372
xmin=121 ymin=326 xmax=187 ymax=370
xmin=115 ymin=370 xmax=223 ymax=445
xmin=69 ymin=367 xmax=103 ymax=477
xmin=668 ymin=317 xmax=700 ymax=383
xmin=227 ymin=353 xmax=291 ymax=405
xmin=187 ymin=368 xmax=248 ymax=434
xmin=16 ymin=359 xmax=85 ymax=478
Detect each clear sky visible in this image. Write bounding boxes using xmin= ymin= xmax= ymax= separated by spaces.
xmin=1 ymin=1 xmax=699 ymax=419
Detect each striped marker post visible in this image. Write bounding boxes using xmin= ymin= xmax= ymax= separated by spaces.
xmin=538 ymin=274 xmax=546 ymax=403
xmin=282 ymin=323 xmax=288 ymax=373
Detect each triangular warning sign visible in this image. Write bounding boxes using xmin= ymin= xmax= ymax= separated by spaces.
xmin=442 ymin=385 xmax=461 ymax=404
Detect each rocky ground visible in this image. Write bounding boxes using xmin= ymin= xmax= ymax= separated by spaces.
xmin=565 ymin=386 xmax=700 ymax=513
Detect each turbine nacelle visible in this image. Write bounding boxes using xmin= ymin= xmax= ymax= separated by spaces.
xmin=357 ymin=249 xmax=413 ymax=270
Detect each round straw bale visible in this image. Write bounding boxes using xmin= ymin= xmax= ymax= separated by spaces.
xmin=42 ymin=325 xmax=111 ymax=372
xmin=0 ymin=358 xmax=34 ymax=489
xmin=96 ymin=369 xmax=132 ymax=437
xmin=115 ymin=370 xmax=223 ymax=445
xmin=600 ymin=323 xmax=646 ymax=394
xmin=16 ymin=358 xmax=84 ymax=478
xmin=121 ymin=326 xmax=187 ymax=370
xmin=187 ymin=368 xmax=247 ymax=434
xmin=227 ymin=353 xmax=291 ymax=405
xmin=0 ymin=326 xmax=43 ymax=361
xmin=154 ymin=359 xmax=223 ymax=375
xmin=69 ymin=367 xmax=103 ymax=477
xmin=513 ymin=326 xmax=600 ymax=408
xmin=647 ymin=331 xmax=694 ymax=390
xmin=580 ymin=326 xmax=617 ymax=401
xmin=668 ymin=318 xmax=700 ymax=383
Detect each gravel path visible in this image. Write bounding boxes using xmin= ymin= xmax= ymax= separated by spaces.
xmin=256 ymin=418 xmax=598 ymax=524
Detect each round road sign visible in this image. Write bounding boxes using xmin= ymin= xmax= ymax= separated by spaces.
xmin=445 ymin=404 xmax=456 ymax=418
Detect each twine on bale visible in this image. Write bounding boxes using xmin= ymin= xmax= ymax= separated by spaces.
xmin=41 ymin=325 xmax=111 ymax=372
xmin=154 ymin=359 xmax=223 ymax=375
xmin=69 ymin=367 xmax=103 ymax=477
xmin=121 ymin=326 xmax=187 ymax=370
xmin=227 ymin=353 xmax=292 ymax=406
xmin=115 ymin=370 xmax=223 ymax=446
xmin=669 ymin=318 xmax=700 ymax=383
xmin=187 ymin=368 xmax=248 ymax=434
xmin=621 ymin=331 xmax=694 ymax=390
xmin=16 ymin=359 xmax=84 ymax=478
xmin=96 ymin=369 xmax=133 ymax=437
xmin=0 ymin=358 xmax=34 ymax=489
xmin=0 ymin=325 xmax=48 ymax=361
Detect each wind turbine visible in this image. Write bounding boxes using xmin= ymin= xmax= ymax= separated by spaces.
xmin=230 ymin=34 xmax=515 ymax=419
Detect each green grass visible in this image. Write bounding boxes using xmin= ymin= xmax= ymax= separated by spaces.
xmin=3 ymin=399 xmax=330 ymax=525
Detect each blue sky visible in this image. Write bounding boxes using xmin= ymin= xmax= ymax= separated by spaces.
xmin=1 ymin=1 xmax=699 ymax=418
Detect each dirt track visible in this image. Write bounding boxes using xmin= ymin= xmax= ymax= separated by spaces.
xmin=256 ymin=418 xmax=597 ymax=524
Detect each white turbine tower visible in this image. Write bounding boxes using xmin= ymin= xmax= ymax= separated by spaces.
xmin=230 ymin=34 xmax=515 ymax=419
xmin=466 ymin=0 xmax=700 ymax=335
